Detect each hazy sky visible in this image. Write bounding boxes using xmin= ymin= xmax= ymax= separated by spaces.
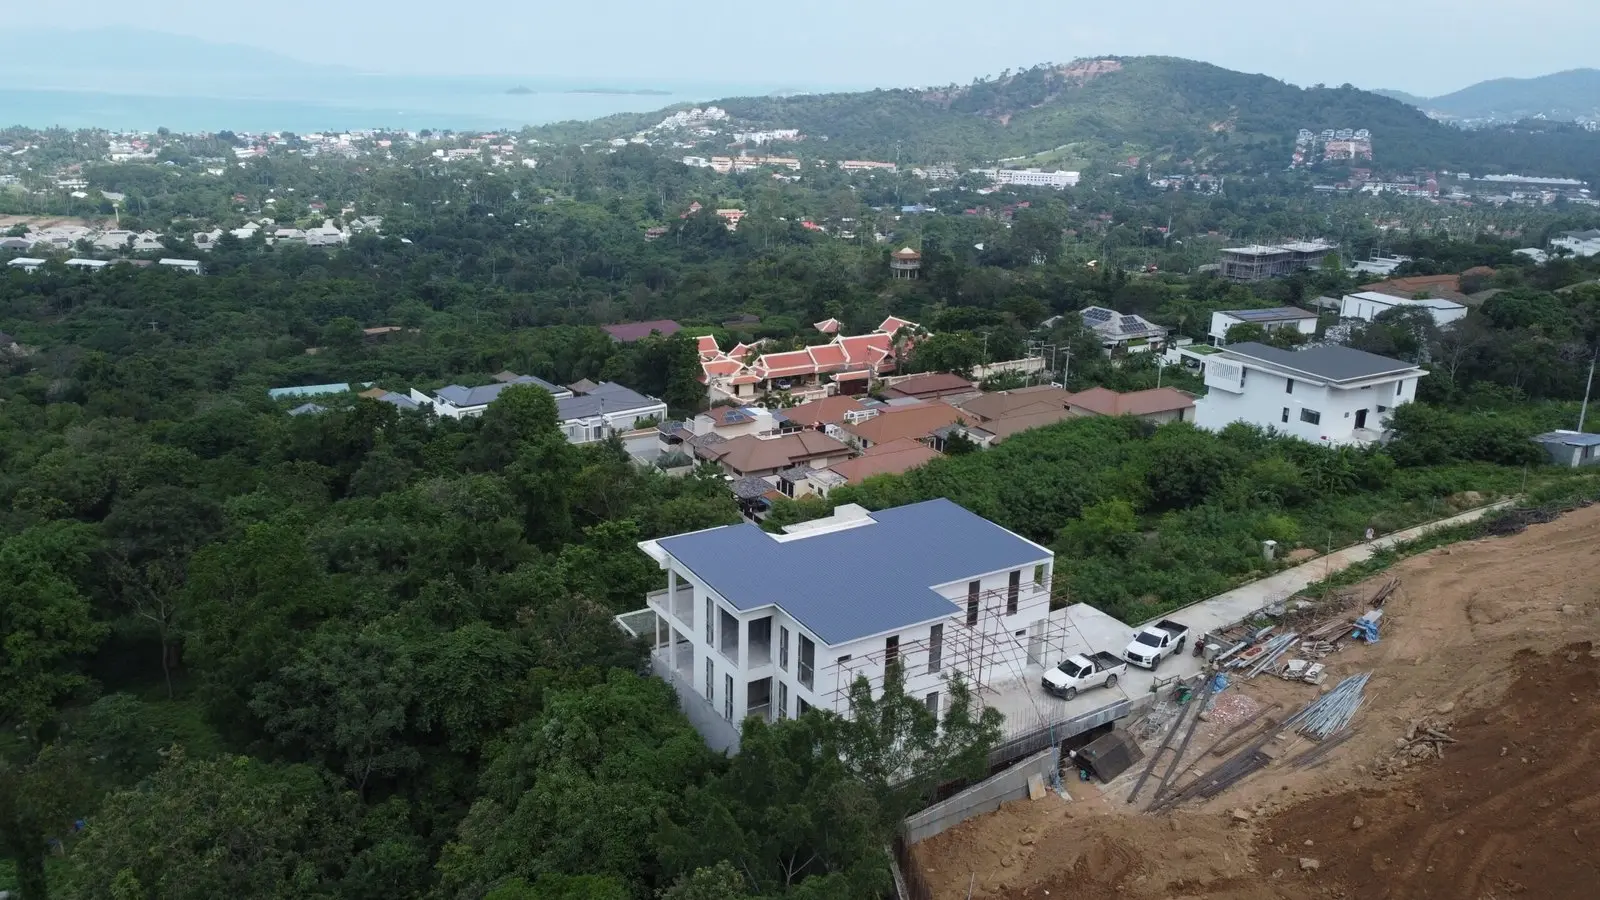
xmin=14 ymin=0 xmax=1598 ymax=96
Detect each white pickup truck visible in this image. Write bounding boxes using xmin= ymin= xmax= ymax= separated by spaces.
xmin=1123 ymin=619 xmax=1189 ymax=670
xmin=1042 ymin=651 xmax=1127 ymax=700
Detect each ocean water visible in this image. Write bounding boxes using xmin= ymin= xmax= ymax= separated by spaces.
xmin=0 ymin=75 xmax=801 ymax=133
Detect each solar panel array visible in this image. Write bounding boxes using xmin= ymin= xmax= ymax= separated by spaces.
xmin=1083 ymin=307 xmax=1114 ymax=323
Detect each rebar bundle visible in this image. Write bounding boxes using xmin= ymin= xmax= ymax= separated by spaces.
xmin=1285 ymin=672 xmax=1370 ymax=740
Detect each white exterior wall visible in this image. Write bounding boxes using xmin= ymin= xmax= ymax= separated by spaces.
xmin=1553 ymin=237 xmax=1600 ymax=258
xmin=1341 ymin=293 xmax=1467 ymax=328
xmin=1208 ymin=312 xmax=1318 ymax=345
xmin=408 ymin=388 xmax=483 ymax=420
xmin=1196 ymin=359 xmax=1419 ymax=446
xmin=646 ymin=554 xmax=1056 ymax=732
xmin=563 ymin=401 xmax=669 ymax=444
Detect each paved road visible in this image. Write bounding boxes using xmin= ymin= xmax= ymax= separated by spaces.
xmin=993 ymin=501 xmax=1514 ymax=730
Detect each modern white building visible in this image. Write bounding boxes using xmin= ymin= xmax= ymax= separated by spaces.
xmin=1348 ymin=255 xmax=1412 ymax=277
xmin=1195 ymin=342 xmax=1425 ymax=446
xmin=158 ymin=258 xmax=203 ymax=274
xmin=622 ymin=500 xmax=1059 ymax=752
xmin=1552 ymin=229 xmax=1600 ymax=258
xmin=1208 ymin=307 xmax=1319 ymax=345
xmin=993 ymin=168 xmax=1080 ymax=189
xmin=410 ymin=376 xmax=665 ymax=444
xmin=554 ymin=382 xmax=668 ymax=444
xmin=6 ymin=257 xmax=46 ymax=272
xmin=1339 ymin=291 xmax=1467 ymax=328
xmin=410 ymin=376 xmax=573 ymax=419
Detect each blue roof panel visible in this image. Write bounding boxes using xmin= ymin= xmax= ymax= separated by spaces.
xmin=654 ymin=498 xmax=1048 ymax=646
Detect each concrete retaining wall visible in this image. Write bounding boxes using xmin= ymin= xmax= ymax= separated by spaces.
xmin=903 ymin=746 xmax=1060 ymax=844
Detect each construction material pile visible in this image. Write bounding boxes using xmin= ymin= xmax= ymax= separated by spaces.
xmin=1285 ymin=672 xmax=1371 ymax=740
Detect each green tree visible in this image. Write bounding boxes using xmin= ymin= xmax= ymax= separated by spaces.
xmin=60 ymin=754 xmax=357 ymax=900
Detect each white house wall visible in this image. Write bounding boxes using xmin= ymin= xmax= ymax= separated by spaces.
xmin=646 ymin=554 xmax=1057 ymax=736
xmin=1197 ymin=360 xmax=1418 ymax=445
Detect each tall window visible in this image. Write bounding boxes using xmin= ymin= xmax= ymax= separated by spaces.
xmin=925 ymin=691 xmax=941 ymax=716
xmin=705 ymin=657 xmax=713 ymax=701
xmin=966 ymin=580 xmax=980 ymax=626
xmin=1281 ymin=407 xmax=1290 ymax=424
xmin=778 ymin=682 xmax=789 ymax=719
xmin=797 ymin=697 xmax=812 ymax=717
xmin=1300 ymin=408 xmax=1322 ymax=426
xmin=724 ymin=674 xmax=733 ymax=721
xmin=1285 ymin=378 xmax=1295 ymax=394
xmin=779 ymin=626 xmax=790 ymax=671
xmin=885 ymin=635 xmax=899 ymax=665
xmin=928 ymin=623 xmax=943 ymax=673
xmin=1033 ymin=564 xmax=1046 ymax=586
xmin=1007 ymin=570 xmax=1021 ymax=615
xmin=798 ymin=635 xmax=815 ymax=689
xmin=704 ymin=597 xmax=713 ymax=644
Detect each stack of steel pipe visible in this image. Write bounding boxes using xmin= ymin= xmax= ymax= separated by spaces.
xmin=1285 ymin=672 xmax=1370 ymax=740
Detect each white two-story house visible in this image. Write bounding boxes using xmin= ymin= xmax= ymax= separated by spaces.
xmin=621 ymin=499 xmax=1058 ymax=752
xmin=1208 ymin=307 xmax=1319 ymax=346
xmin=1194 ymin=342 xmax=1425 ymax=446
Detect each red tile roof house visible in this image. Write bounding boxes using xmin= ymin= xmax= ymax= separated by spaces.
xmin=693 ymin=431 xmax=853 ymax=478
xmin=882 ymin=372 xmax=980 ymax=402
xmin=1066 ymin=387 xmax=1196 ymax=424
xmin=602 ymin=319 xmax=684 ymax=342
xmin=695 ymin=317 xmax=921 ymax=404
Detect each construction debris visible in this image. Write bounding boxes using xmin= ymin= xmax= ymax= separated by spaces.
xmin=1287 ymin=672 xmax=1371 ymax=740
xmin=1278 ymin=659 xmax=1327 ymax=685
xmin=1396 ymin=717 xmax=1457 ymax=760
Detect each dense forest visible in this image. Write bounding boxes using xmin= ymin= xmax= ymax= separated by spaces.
xmin=5 ymin=107 xmax=1600 ymax=898
xmin=530 ymin=57 xmax=1600 ymax=178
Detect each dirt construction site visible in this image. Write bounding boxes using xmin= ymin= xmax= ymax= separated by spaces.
xmin=915 ymin=503 xmax=1600 ymax=899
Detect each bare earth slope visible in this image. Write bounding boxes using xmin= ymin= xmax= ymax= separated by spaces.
xmin=916 ymin=503 xmax=1600 ymax=899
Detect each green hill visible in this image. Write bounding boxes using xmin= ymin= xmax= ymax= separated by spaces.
xmin=1389 ymin=69 xmax=1600 ymax=122
xmin=532 ymin=56 xmax=1600 ymax=181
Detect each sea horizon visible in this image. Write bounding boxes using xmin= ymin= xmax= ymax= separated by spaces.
xmin=0 ymin=74 xmax=828 ymax=133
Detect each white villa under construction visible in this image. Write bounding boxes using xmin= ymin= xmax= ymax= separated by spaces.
xmin=617 ymin=499 xmax=1066 ymax=751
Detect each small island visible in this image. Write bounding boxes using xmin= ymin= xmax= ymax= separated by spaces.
xmin=506 ymin=86 xmax=536 ymax=95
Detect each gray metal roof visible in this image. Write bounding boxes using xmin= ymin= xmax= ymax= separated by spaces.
xmin=1219 ymin=307 xmax=1318 ymax=323
xmin=435 ymin=374 xmax=566 ymax=408
xmin=556 ymin=381 xmax=663 ymax=420
xmin=1534 ymin=430 xmax=1600 ymax=447
xmin=376 ymin=391 xmax=420 ymax=410
xmin=1222 ymin=342 xmax=1417 ymax=383
xmin=654 ymin=498 xmax=1049 ymax=646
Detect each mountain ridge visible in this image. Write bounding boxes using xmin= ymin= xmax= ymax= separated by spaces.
xmin=533 ymin=56 xmax=1600 ymax=181
xmin=1373 ymin=68 xmax=1600 ymax=122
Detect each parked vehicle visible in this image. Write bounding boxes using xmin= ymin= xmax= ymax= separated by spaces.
xmin=1042 ymin=651 xmax=1127 ymax=700
xmin=1124 ymin=619 xmax=1189 ymax=669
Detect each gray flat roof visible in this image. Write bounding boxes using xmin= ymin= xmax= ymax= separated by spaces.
xmin=1219 ymin=307 xmax=1318 ymax=323
xmin=556 ymin=381 xmax=663 ymax=420
xmin=654 ymin=498 xmax=1049 ymax=646
xmin=436 ymin=374 xmax=567 ymax=408
xmin=1222 ymin=342 xmax=1418 ymax=383
xmin=1534 ymin=430 xmax=1600 ymax=447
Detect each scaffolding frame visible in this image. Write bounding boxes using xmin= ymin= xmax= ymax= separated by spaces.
xmin=822 ymin=579 xmax=1082 ymax=715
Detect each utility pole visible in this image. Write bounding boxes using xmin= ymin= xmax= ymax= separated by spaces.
xmin=1580 ymin=347 xmax=1598 ymax=432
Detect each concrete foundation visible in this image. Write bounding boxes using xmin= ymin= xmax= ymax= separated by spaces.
xmin=903 ymin=746 xmax=1061 ymax=844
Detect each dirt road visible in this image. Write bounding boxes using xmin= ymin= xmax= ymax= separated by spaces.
xmin=916 ymin=503 xmax=1600 ymax=899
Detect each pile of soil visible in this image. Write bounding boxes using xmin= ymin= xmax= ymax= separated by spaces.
xmin=913 ymin=504 xmax=1600 ymax=900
